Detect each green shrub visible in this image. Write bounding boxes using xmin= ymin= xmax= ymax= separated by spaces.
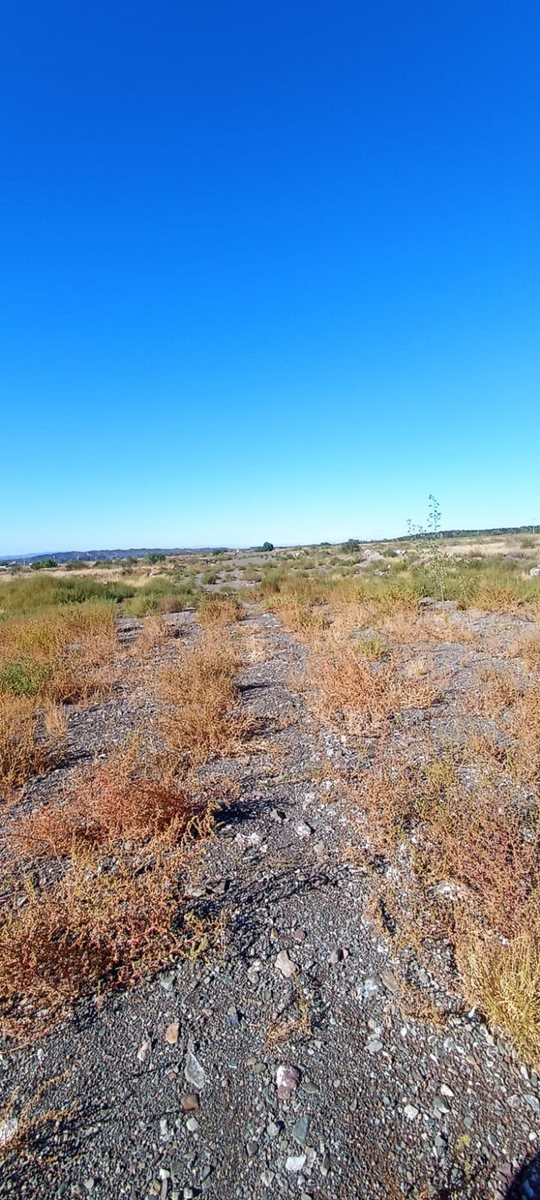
xmin=0 ymin=575 xmax=135 ymax=616
xmin=0 ymin=660 xmax=53 ymax=697
xmin=30 ymin=558 xmax=57 ymax=571
xmin=124 ymin=582 xmax=195 ymax=617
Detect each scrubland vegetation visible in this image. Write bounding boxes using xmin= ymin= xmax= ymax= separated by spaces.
xmin=259 ymin=548 xmax=540 ymax=1065
xmin=1 ymin=529 xmax=540 ymax=1066
xmin=0 ymin=576 xmax=251 ymax=1038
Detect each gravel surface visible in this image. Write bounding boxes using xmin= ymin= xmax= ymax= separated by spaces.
xmin=1 ymin=606 xmax=539 ymax=1199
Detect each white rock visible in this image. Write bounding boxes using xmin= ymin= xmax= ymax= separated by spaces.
xmin=0 ymin=1117 xmax=18 ymax=1147
xmin=404 ymin=1105 xmax=419 ymax=1120
xmin=184 ymin=1039 xmax=207 ymax=1090
xmin=137 ymin=1039 xmax=151 ymax=1063
xmin=276 ymin=1064 xmax=301 ymax=1099
xmin=358 ymin=977 xmax=379 ymax=1000
xmin=285 ymin=1154 xmax=306 ymax=1172
xmin=275 ymin=950 xmax=298 ymax=978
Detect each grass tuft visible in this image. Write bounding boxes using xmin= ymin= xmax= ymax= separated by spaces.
xmin=158 ymin=632 xmax=254 ymax=765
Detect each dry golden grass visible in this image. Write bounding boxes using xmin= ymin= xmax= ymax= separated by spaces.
xmin=266 ymin=978 xmax=312 ymax=1046
xmin=354 ymin=746 xmax=540 ymax=1061
xmin=419 ymin=779 xmax=539 ymax=939
xmin=43 ymin=700 xmax=68 ymax=740
xmin=467 ymin=674 xmax=540 ymax=785
xmin=269 ymin=576 xmax=540 ymax=1062
xmin=261 ymin=582 xmax=331 ymax=638
xmin=512 ymin=633 xmax=540 ymax=670
xmin=376 ymin=607 xmax=478 ymax=647
xmin=198 ymin=594 xmax=245 ymax=628
xmin=0 ymin=603 xmax=118 ymax=708
xmin=158 ymin=632 xmax=255 ymax=765
xmin=134 ymin=613 xmax=168 ymax=657
xmin=473 ymin=667 xmax=522 ymax=719
xmin=0 ymin=594 xmax=258 ymax=1038
xmin=0 ymin=605 xmax=119 ymax=796
xmin=0 ymin=698 xmax=64 ymax=795
xmin=458 ymin=925 xmax=540 ymax=1068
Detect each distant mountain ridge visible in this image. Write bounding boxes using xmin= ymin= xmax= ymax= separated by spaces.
xmin=1 ymin=523 xmax=538 ymax=564
xmin=0 ymin=548 xmax=224 ymax=564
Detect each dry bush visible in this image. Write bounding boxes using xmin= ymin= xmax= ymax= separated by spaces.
xmin=0 ymin=699 xmax=63 ymax=795
xmin=237 ymin=626 xmax=269 ymax=664
xmin=473 ymin=579 xmax=535 ymax=614
xmin=354 ymin=754 xmax=418 ymax=853
xmin=310 ymin=642 xmax=438 ymax=731
xmin=135 ymin=613 xmax=168 ymax=658
xmin=359 ymin=751 xmax=540 ymax=940
xmin=353 ymin=744 xmax=540 ymax=1061
xmin=377 ymin=608 xmax=477 ymax=647
xmin=322 ymin=600 xmax=372 ymax=643
xmin=12 ymin=741 xmax=210 ymax=858
xmin=0 ymin=821 xmax=216 ymax=1035
xmin=473 ymin=668 xmax=522 ymax=719
xmin=43 ymin=700 xmax=68 ymax=740
xmin=417 ymin=771 xmax=540 ymax=939
xmin=198 ymin=594 xmax=244 ymax=628
xmin=512 ymin=634 xmax=540 ymax=671
xmin=158 ymin=633 xmax=254 ymax=765
xmin=458 ymin=925 xmax=540 ymax=1068
xmin=510 ymin=684 xmax=540 ymax=785
xmin=262 ymin=581 xmax=331 ymax=639
xmin=273 ymin=597 xmax=329 ymax=638
xmin=468 ymin=678 xmax=540 ymax=786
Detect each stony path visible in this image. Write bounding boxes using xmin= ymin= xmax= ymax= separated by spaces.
xmin=2 ymin=607 xmax=539 ymax=1199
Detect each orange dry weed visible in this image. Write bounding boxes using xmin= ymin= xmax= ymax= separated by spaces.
xmin=310 ymin=642 xmax=438 ymax=730
xmin=12 ymin=741 xmax=209 ymax=858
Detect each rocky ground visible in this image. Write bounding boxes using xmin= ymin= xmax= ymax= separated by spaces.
xmin=1 ymin=606 xmax=539 ymax=1199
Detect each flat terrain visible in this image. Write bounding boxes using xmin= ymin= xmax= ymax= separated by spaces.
xmin=2 ymin=539 xmax=540 ymax=1198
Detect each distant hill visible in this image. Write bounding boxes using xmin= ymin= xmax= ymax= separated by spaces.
xmin=0 ymin=524 xmax=537 ymax=565
xmin=396 ymin=524 xmax=538 ymax=541
xmin=0 ymin=547 xmax=228 ymax=565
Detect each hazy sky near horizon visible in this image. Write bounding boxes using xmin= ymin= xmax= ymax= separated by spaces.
xmin=1 ymin=2 xmax=539 ymax=554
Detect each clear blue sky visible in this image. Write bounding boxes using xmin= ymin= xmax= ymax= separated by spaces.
xmin=1 ymin=1 xmax=539 ymax=553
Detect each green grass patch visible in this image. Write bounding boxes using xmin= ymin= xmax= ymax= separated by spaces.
xmin=123 ymin=581 xmax=197 ymax=617
xmin=0 ymin=575 xmax=134 ymax=616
